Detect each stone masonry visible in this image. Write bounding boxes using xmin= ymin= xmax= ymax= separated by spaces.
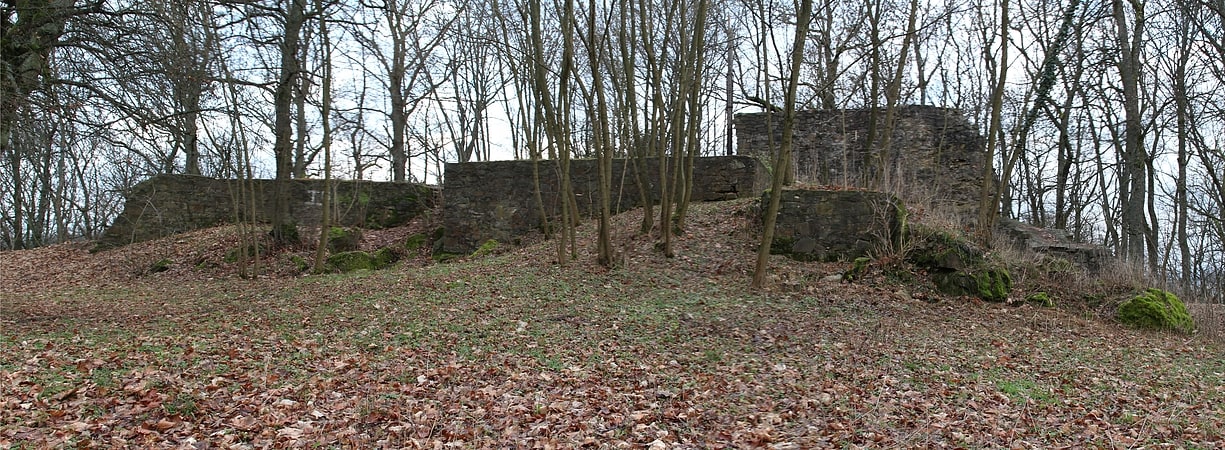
xmin=736 ymin=105 xmax=990 ymax=228
xmin=765 ymin=188 xmax=905 ymax=262
xmin=440 ymin=156 xmax=770 ymax=253
xmin=95 ymin=175 xmax=437 ymax=250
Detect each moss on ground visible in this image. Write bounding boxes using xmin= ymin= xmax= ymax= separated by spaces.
xmin=289 ymin=255 xmax=310 ymax=273
xmin=224 ymin=243 xmax=265 ymax=263
xmin=148 ymin=258 xmax=172 ymax=274
xmin=325 ymin=247 xmax=400 ymax=273
xmin=373 ymin=247 xmax=399 ymax=268
xmin=326 ymin=251 xmax=376 ymax=272
xmin=843 ymin=257 xmax=872 ymax=282
xmin=1026 ymin=292 xmax=1055 ymax=307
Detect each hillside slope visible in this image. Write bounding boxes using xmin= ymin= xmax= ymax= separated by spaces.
xmin=2 ymin=200 xmax=1223 ymax=448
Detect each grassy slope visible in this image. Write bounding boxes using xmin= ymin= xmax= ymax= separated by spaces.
xmin=1 ymin=200 xmax=1223 ymax=448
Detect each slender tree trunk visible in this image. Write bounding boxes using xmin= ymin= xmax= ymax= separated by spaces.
xmin=294 ymin=58 xmax=311 ymax=178
xmin=976 ymin=0 xmax=1009 ymax=242
xmin=618 ymin=0 xmax=652 ymax=235
xmin=5 ymin=135 xmax=23 ymax=250
xmin=873 ymin=0 xmax=920 ymax=189
xmin=313 ymin=0 xmax=333 ymax=273
xmin=1174 ymin=10 xmax=1192 ymax=286
xmin=584 ymin=0 xmax=615 ymax=267
xmin=1053 ymin=92 xmax=1076 ymax=230
xmin=674 ymin=0 xmax=710 ymax=233
xmin=725 ymin=22 xmax=736 ymax=157
xmin=752 ymin=0 xmax=813 ymax=289
xmin=861 ymin=0 xmax=885 ymax=187
xmin=530 ymin=0 xmax=576 ymax=263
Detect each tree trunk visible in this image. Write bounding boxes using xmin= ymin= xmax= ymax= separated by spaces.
xmin=674 ymin=0 xmax=710 ymax=233
xmin=1174 ymin=8 xmax=1192 ymax=286
xmin=976 ymin=0 xmax=1009 ymax=243
xmin=752 ymin=0 xmax=813 ymax=289
xmin=1113 ymin=0 xmax=1146 ymax=264
xmin=1 ymin=0 xmax=74 ymax=249
xmin=313 ymin=0 xmax=333 ymax=274
xmin=585 ymin=0 xmax=615 ymax=267
xmin=872 ymin=0 xmax=920 ymax=189
xmin=271 ymin=0 xmax=306 ymax=247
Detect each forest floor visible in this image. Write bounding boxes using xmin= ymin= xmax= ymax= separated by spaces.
xmin=2 ymin=200 xmax=1223 ymax=448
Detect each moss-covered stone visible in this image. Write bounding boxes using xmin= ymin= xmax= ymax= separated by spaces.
xmin=324 ymin=247 xmax=399 ymax=273
xmin=1026 ymin=292 xmax=1054 ymax=307
xmin=976 ymin=269 xmax=1012 ymax=302
xmin=472 ymin=239 xmax=500 ymax=258
xmin=1117 ymin=288 xmax=1194 ymax=333
xmin=372 ymin=247 xmax=399 ymax=268
xmin=327 ymin=227 xmax=363 ymax=253
xmin=932 ymin=267 xmax=1012 ymax=302
xmin=404 ymin=233 xmax=429 ymax=251
xmin=432 ymin=252 xmax=462 ymax=263
xmin=326 ymin=251 xmax=376 ymax=272
xmin=907 ymin=225 xmax=984 ymax=271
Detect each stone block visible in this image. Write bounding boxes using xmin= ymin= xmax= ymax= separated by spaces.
xmin=765 ymin=188 xmax=905 ymax=262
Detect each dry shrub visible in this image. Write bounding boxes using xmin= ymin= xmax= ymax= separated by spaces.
xmin=1187 ymin=302 xmax=1225 ymax=343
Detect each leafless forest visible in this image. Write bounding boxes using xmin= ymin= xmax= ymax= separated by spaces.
xmin=3 ymin=0 xmax=1224 ymax=295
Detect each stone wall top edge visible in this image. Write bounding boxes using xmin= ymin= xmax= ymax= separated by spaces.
xmin=734 ymin=105 xmax=967 ymax=119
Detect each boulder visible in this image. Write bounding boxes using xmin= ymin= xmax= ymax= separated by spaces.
xmin=325 ymin=247 xmax=399 ymax=273
xmin=908 ymin=225 xmax=1013 ymax=302
xmin=1118 ymin=288 xmax=1194 ymax=333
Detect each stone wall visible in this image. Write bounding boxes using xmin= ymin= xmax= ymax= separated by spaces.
xmin=765 ymin=188 xmax=905 ymax=262
xmin=735 ymin=105 xmax=990 ymax=227
xmin=998 ymin=218 xmax=1113 ymax=273
xmin=441 ymin=156 xmax=769 ymax=253
xmin=95 ymin=175 xmax=437 ymax=250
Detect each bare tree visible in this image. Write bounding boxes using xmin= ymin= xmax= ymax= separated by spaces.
xmin=1112 ymin=0 xmax=1148 ymax=265
xmin=351 ymin=0 xmax=459 ymax=182
xmin=270 ymin=0 xmax=309 ymax=246
xmin=313 ymin=0 xmax=335 ymax=273
xmin=752 ymin=0 xmax=813 ymax=289
xmin=1 ymin=0 xmax=77 ymax=249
